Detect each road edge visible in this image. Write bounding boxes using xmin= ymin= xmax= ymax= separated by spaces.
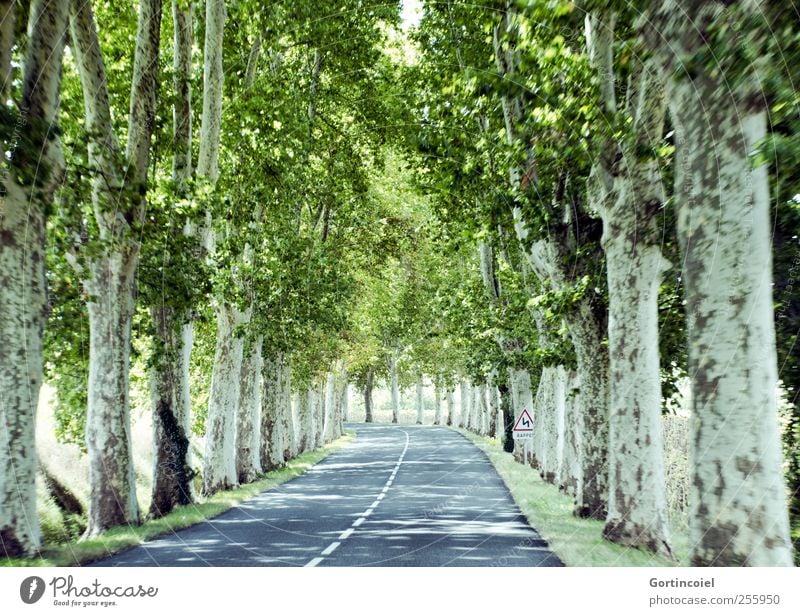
xmin=1 ymin=432 xmax=356 ymax=568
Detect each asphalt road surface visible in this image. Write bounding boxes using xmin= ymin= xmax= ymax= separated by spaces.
xmin=89 ymin=424 xmax=562 ymax=567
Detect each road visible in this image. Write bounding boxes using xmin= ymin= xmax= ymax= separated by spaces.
xmin=89 ymin=424 xmax=562 ymax=567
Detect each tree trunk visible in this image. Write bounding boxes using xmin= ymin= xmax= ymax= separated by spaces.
xmin=559 ymin=371 xmax=582 ymax=497
xmin=202 ymin=304 xmax=246 ymax=495
xmin=566 ymin=298 xmax=609 ymax=519
xmin=197 ymin=0 xmax=224 ymax=184
xmin=148 ymin=0 xmax=194 ymax=519
xmin=364 ymin=369 xmax=374 ymax=423
xmin=336 ymin=375 xmax=347 ymax=437
xmin=508 ymin=367 xmax=534 ymax=460
xmin=313 ymin=380 xmax=325 ymax=447
xmin=70 ymin=0 xmax=162 ymax=534
xmin=674 ymin=74 xmax=791 ymax=568
xmin=538 ymin=366 xmax=565 ymax=485
xmin=533 ymin=367 xmax=551 ymax=469
xmin=459 ymin=381 xmax=470 ymax=429
xmin=39 ymin=459 xmax=84 ymax=516
xmin=499 ymin=380 xmax=514 ymax=453
xmin=601 ymin=215 xmax=672 ymax=551
xmin=297 ymin=385 xmax=316 ymax=452
xmin=585 ymin=10 xmax=673 ymax=553
xmin=149 ymin=305 xmax=194 ymax=518
xmin=85 ymin=253 xmax=140 ymax=533
xmin=488 ymin=382 xmax=500 ymax=439
xmin=601 ymin=177 xmax=672 ymax=554
xmin=260 ymin=355 xmax=285 ymax=471
xmin=433 ymin=383 xmax=443 ymax=425
xmin=236 ymin=337 xmax=263 ymax=484
xmin=278 ymin=355 xmax=296 ymax=460
xmin=640 ymin=0 xmax=793 ymax=566
xmin=0 ymin=0 xmax=13 ymax=100
xmin=328 ymin=364 xmax=347 ymax=440
xmin=342 ymin=382 xmax=350 ymax=423
xmin=415 ymin=375 xmax=424 ymax=424
xmin=0 ymin=0 xmax=69 ymax=556
xmin=322 ymin=371 xmax=336 ymax=444
xmin=471 ymin=384 xmax=483 ymax=435
xmin=390 ymin=354 xmax=400 ymax=424
xmin=446 ymin=389 xmax=455 ymax=426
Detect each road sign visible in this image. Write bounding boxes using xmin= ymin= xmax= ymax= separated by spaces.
xmin=513 ymin=408 xmax=534 ymax=440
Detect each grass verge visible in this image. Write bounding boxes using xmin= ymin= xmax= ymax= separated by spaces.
xmin=455 ymin=428 xmax=690 ymax=567
xmin=1 ymin=432 xmax=354 ymax=567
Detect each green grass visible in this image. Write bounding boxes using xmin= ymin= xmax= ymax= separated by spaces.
xmin=455 ymin=428 xmax=690 ymax=567
xmin=1 ymin=432 xmax=354 ymax=567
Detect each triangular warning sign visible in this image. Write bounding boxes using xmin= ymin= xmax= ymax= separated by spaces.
xmin=513 ymin=409 xmax=534 ymax=432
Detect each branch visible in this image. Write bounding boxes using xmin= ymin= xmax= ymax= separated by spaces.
xmin=0 ymin=0 xmax=14 ymax=100
xmin=585 ymin=11 xmax=617 ymax=116
xmin=126 ymin=0 xmax=163 ymax=187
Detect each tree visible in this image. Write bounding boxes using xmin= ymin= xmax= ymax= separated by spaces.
xmin=643 ymin=0 xmax=792 ymax=565
xmin=68 ymin=0 xmax=162 ymax=536
xmin=148 ymin=0 xmax=197 ymax=518
xmin=583 ymin=9 xmax=672 ymax=556
xmin=0 ymin=0 xmax=70 ymax=556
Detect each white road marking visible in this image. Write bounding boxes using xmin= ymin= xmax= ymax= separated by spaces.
xmin=321 ymin=542 xmax=341 ymax=556
xmin=304 ymin=428 xmax=410 ymax=567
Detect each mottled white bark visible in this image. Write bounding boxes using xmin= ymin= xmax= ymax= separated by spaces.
xmin=458 ymin=381 xmax=469 ymax=428
xmin=568 ymin=298 xmax=609 ymax=518
xmin=537 ymin=366 xmax=565 ymax=485
xmin=364 ymin=369 xmax=374 ymax=423
xmin=149 ymin=0 xmax=194 ymax=518
xmin=149 ymin=306 xmax=194 ymax=517
xmin=298 ymin=385 xmax=316 ymax=452
xmin=532 ymin=368 xmax=550 ymax=469
xmin=415 ymin=375 xmax=424 ymax=425
xmin=312 ymin=380 xmax=324 ymax=447
xmin=470 ymin=384 xmax=482 ymax=435
xmin=328 ymin=364 xmax=347 ymax=440
xmin=342 ymin=382 xmax=350 ymax=423
xmin=196 ymin=0 xmax=224 ymax=183
xmin=526 ymin=238 xmax=610 ymax=518
xmin=389 ymin=354 xmax=400 ymax=424
xmin=433 ymin=383 xmax=443 ymax=425
xmin=479 ymin=382 xmax=490 ymax=435
xmin=508 ymin=367 xmax=534 ymax=460
xmin=84 ymin=254 xmax=140 ymax=532
xmin=0 ymin=0 xmax=68 ymax=555
xmin=322 ymin=371 xmax=336 ymax=444
xmin=0 ymin=0 xmax=13 ymax=98
xmin=278 ymin=355 xmax=296 ymax=459
xmin=236 ymin=337 xmax=263 ymax=484
xmin=70 ymin=0 xmax=162 ymax=535
xmin=585 ymin=10 xmax=673 ymax=554
xmin=260 ymin=355 xmax=285 ymax=471
xmin=488 ymin=383 xmax=500 ymax=438
xmin=643 ymin=0 xmax=792 ymax=566
xmin=446 ymin=390 xmax=455 ymax=426
xmin=202 ymin=305 xmax=247 ymax=494
xmin=171 ymin=0 xmax=192 ymax=184
xmin=559 ymin=371 xmax=582 ymax=497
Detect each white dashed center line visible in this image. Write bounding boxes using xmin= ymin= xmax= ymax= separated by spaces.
xmin=321 ymin=542 xmax=341 ymax=556
xmin=304 ymin=429 xmax=410 ymax=567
